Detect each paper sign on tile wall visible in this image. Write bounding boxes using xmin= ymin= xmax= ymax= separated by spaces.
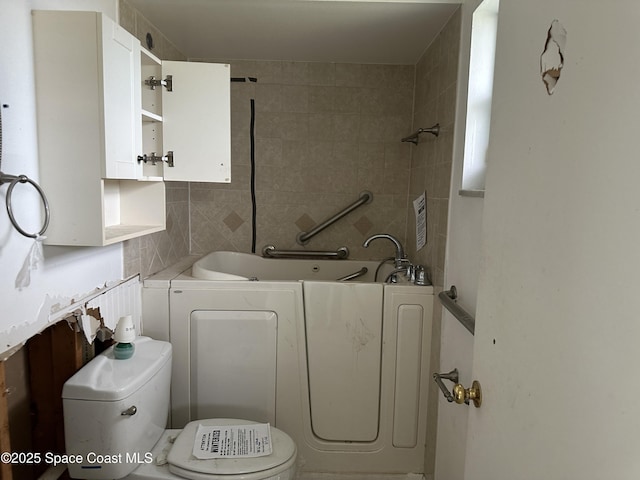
xmin=413 ymin=192 xmax=426 ymax=251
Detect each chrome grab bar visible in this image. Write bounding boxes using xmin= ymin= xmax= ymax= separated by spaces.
xmin=262 ymin=245 xmax=349 ymax=259
xmin=438 ymin=285 xmax=475 ymax=335
xmin=336 ymin=267 xmax=368 ymax=282
xmin=297 ymin=191 xmax=373 ymax=245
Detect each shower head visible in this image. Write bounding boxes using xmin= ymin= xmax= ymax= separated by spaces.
xmin=402 ymin=133 xmax=420 ymax=145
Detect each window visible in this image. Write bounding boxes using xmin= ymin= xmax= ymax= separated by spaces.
xmin=461 ymin=0 xmax=499 ymax=194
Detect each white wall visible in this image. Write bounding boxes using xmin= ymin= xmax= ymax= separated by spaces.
xmin=434 ymin=0 xmax=485 ymax=478
xmin=0 ymin=0 xmax=123 ymax=358
xmin=464 ymin=1 xmax=640 ymax=478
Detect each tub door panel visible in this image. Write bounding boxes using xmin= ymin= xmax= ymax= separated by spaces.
xmin=190 ymin=310 xmax=277 ymax=424
xmin=382 ymin=286 xmax=434 ymax=452
xmin=303 ymin=282 xmax=383 ymax=442
xmin=392 ymin=304 xmax=424 ymax=448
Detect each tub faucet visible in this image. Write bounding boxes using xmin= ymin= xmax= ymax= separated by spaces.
xmin=362 ymin=234 xmax=408 ymax=270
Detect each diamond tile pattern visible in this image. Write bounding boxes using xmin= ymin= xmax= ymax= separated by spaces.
xmin=353 ymin=215 xmax=374 ymax=236
xmin=121 ymin=0 xmax=459 ymax=295
xmin=295 ymin=213 xmax=316 ymax=233
xmin=224 ymin=211 xmax=245 ymax=232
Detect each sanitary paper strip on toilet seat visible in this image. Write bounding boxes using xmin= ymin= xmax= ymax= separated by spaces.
xmin=192 ymin=423 xmax=272 ymax=459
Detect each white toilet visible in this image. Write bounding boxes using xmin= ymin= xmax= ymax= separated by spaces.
xmin=61 ymin=336 xmax=297 ymax=480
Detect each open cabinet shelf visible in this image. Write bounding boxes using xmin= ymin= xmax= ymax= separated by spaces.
xmin=32 ymin=11 xmax=230 ymax=246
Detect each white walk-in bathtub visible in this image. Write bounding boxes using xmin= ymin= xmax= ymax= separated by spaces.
xmin=142 ymin=251 xmax=434 ymax=475
xmin=191 ymin=249 xmax=397 ymax=281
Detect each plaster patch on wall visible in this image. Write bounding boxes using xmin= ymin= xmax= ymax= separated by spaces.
xmin=540 ymin=20 xmax=567 ymax=95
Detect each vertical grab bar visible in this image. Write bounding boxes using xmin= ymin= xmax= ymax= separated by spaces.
xmin=297 ymin=191 xmax=373 ymax=245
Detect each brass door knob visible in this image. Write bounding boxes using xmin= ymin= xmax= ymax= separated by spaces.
xmin=453 ymin=380 xmax=482 ymax=408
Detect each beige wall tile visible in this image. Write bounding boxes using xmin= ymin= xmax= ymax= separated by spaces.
xmin=408 ymin=10 xmax=460 ymax=288
xmin=121 ymin=0 xmax=459 ymax=296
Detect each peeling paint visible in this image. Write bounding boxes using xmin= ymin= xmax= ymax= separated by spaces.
xmin=0 ymin=276 xmax=140 ymax=358
xmin=540 ymin=19 xmax=567 ymax=95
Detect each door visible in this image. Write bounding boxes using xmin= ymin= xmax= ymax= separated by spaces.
xmin=162 ymin=60 xmax=231 ymax=182
xmin=101 ymin=13 xmax=142 ymax=180
xmin=464 ymin=1 xmax=640 ymax=478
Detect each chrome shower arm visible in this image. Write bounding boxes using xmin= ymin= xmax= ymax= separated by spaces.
xmin=401 ymin=123 xmax=440 ymax=144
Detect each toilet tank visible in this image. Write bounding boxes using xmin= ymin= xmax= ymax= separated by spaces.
xmin=62 ymin=337 xmax=172 ymax=479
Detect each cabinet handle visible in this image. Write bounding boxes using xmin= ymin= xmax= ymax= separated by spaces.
xmin=144 ymin=75 xmax=173 ymax=92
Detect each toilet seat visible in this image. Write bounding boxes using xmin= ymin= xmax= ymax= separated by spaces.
xmin=168 ymin=419 xmax=297 ymax=480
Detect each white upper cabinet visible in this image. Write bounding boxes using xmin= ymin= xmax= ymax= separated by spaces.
xmin=33 ymin=10 xmax=142 ymax=181
xmin=32 ymin=10 xmax=230 ymax=246
xmin=138 ymin=50 xmax=231 ymax=183
xmin=163 ymin=61 xmax=231 ymax=182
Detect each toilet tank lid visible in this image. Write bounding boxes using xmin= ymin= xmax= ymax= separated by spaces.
xmin=62 ymin=336 xmax=172 ymax=401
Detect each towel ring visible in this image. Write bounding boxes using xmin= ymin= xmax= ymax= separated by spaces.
xmin=1 ymin=173 xmax=50 ymax=238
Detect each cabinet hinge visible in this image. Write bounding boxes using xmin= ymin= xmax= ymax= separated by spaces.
xmin=144 ymin=75 xmax=173 ymax=92
xmin=137 ymin=151 xmax=174 ymax=167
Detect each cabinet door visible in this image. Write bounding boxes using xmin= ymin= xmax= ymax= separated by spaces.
xmin=100 ymin=14 xmax=142 ymax=180
xmin=161 ymin=61 xmax=231 ymax=183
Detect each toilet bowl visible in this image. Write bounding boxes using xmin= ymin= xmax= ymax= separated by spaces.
xmin=125 ymin=420 xmax=296 ymax=480
xmin=62 ymin=337 xmax=297 ymax=480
